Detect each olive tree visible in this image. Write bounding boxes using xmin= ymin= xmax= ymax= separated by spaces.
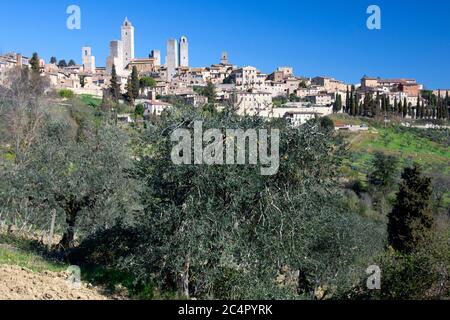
xmin=1 ymin=98 xmax=138 ymax=246
xmin=125 ymin=106 xmax=382 ymax=299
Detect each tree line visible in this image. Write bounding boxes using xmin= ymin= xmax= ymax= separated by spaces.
xmin=333 ymin=86 xmax=449 ymax=120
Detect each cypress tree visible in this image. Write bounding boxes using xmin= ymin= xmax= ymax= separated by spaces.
xmin=351 ymin=85 xmax=356 ymax=115
xmin=131 ymin=66 xmax=140 ymax=100
xmin=420 ymin=101 xmax=425 ymax=119
xmin=345 ymin=87 xmax=350 ymax=113
xmin=387 ymin=96 xmax=391 ymax=114
xmin=125 ymin=77 xmax=134 ymax=105
xmin=58 ymin=60 xmax=68 ymax=68
xmin=29 ymin=52 xmax=40 ymax=74
xmin=388 ymin=166 xmax=434 ymax=254
xmin=403 ymin=97 xmax=408 ymax=118
xmin=444 ymin=92 xmax=449 ymax=119
xmin=333 ymin=94 xmax=341 ymax=113
xmin=374 ymin=92 xmax=380 ymax=116
xmin=415 ymin=95 xmax=420 ymax=119
xmin=439 ymin=103 xmax=442 ymax=119
xmin=437 ymin=98 xmax=442 ymax=120
xmin=351 ymin=97 xmax=356 ymax=116
xmin=394 ymin=97 xmax=398 ymax=114
xmin=109 ymin=64 xmax=121 ymax=103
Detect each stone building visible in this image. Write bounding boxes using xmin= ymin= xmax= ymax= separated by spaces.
xmin=166 ymin=39 xmax=178 ymax=81
xmin=127 ymin=58 xmax=157 ymax=74
xmin=150 ymin=50 xmax=161 ymax=66
xmin=106 ymin=18 xmax=135 ymax=75
xmin=179 ymin=36 xmax=189 ymax=67
xmin=106 ymin=40 xmax=124 ymax=75
xmin=361 ymin=76 xmax=379 ymax=89
xmin=399 ymin=83 xmax=421 ymax=97
xmin=0 ymin=54 xmax=21 ymax=85
xmin=284 ymin=111 xmax=319 ymax=127
xmin=230 ymin=66 xmax=260 ymax=88
xmin=142 ymin=100 xmax=173 ymax=117
xmin=220 ymin=52 xmax=229 ymax=65
xmin=312 ymin=76 xmax=348 ymax=92
xmin=277 ymin=67 xmax=294 ymax=78
xmin=304 ymin=94 xmax=333 ymax=106
xmin=121 ymin=17 xmax=135 ymax=68
xmin=81 ymin=47 xmax=96 ymax=73
xmin=234 ymin=89 xmax=273 ymax=116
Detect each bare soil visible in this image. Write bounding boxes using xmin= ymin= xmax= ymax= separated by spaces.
xmin=0 ymin=264 xmax=110 ymax=300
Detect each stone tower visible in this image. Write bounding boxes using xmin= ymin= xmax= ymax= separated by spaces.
xmin=179 ymin=36 xmax=189 ymax=67
xmin=166 ymin=39 xmax=178 ymax=81
xmin=150 ymin=50 xmax=161 ymax=66
xmin=82 ymin=46 xmax=96 ymax=73
xmin=121 ymin=17 xmax=135 ymax=68
xmin=106 ymin=40 xmax=123 ymax=75
xmin=221 ymin=52 xmax=229 ymax=65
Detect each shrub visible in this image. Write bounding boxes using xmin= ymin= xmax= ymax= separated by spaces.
xmin=59 ymin=89 xmax=74 ymax=99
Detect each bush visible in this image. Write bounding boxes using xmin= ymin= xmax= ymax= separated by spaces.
xmin=59 ymin=89 xmax=74 ymax=99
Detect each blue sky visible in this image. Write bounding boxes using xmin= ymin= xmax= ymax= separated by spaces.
xmin=1 ymin=0 xmax=449 ymax=88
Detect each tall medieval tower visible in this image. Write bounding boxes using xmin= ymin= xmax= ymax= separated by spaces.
xmin=179 ymin=36 xmax=189 ymax=67
xmin=121 ymin=17 xmax=135 ymax=68
xmin=166 ymin=39 xmax=178 ymax=81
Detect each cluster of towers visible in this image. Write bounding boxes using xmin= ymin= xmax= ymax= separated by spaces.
xmin=166 ymin=36 xmax=189 ymax=80
xmin=81 ymin=18 xmax=192 ymax=81
xmin=106 ymin=17 xmax=135 ymax=75
xmin=103 ymin=17 xmax=189 ymax=81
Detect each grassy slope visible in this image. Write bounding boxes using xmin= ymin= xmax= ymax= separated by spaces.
xmin=0 ymin=247 xmax=67 ymax=273
xmin=0 ymin=234 xmax=68 ymax=273
xmin=334 ymin=115 xmax=450 ymax=206
xmin=345 ymin=127 xmax=449 ymax=173
xmin=79 ymin=94 xmax=102 ymax=108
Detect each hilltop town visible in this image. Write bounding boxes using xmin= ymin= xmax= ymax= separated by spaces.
xmin=1 ymin=18 xmax=448 ymax=126
xmin=0 ymin=14 xmax=450 ymax=303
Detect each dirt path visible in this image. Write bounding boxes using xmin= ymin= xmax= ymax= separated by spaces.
xmin=0 ymin=264 xmax=110 ymax=300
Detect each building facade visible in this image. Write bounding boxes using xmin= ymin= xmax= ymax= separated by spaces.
xmin=127 ymin=58 xmax=157 ymax=74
